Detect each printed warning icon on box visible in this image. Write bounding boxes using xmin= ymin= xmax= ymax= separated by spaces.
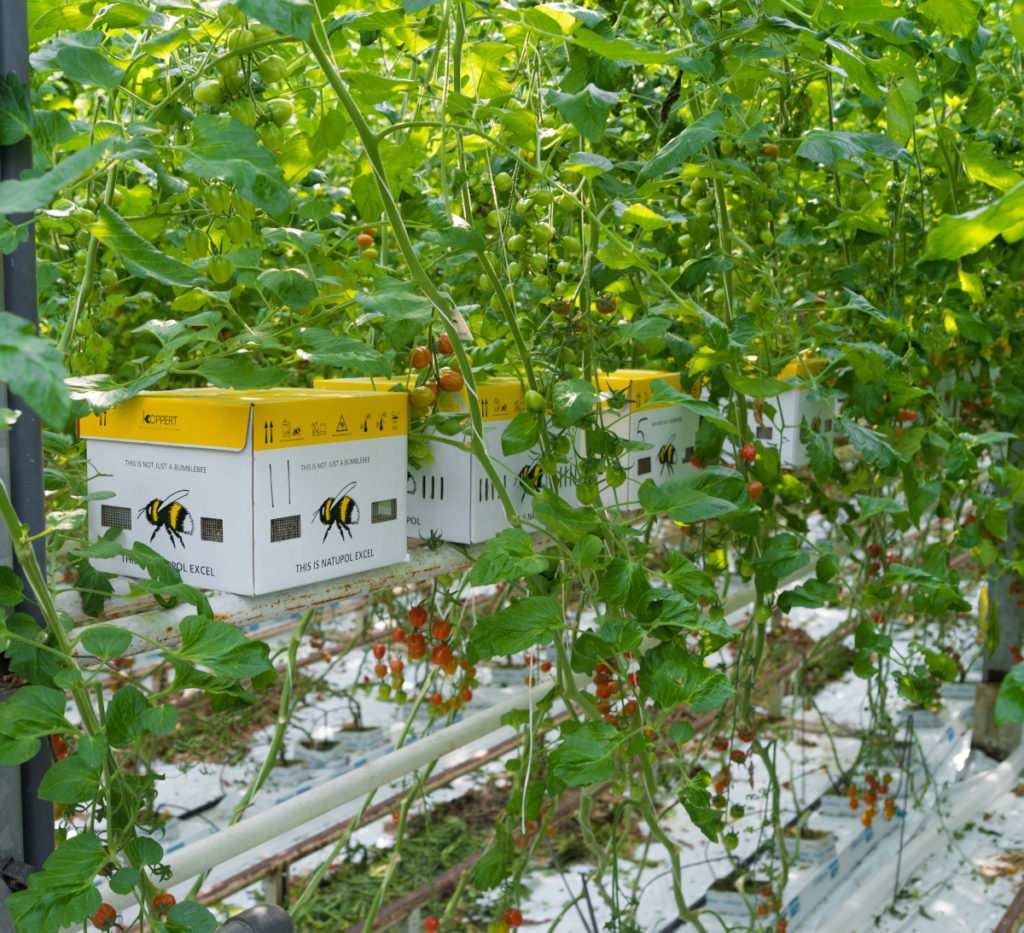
xmin=80 ymin=388 xmax=408 ymax=595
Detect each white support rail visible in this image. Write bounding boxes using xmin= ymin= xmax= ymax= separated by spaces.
xmin=64 ymin=535 xmax=546 ymax=658
xmin=96 ymin=671 xmax=588 ymax=913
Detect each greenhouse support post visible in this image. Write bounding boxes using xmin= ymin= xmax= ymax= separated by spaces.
xmin=0 ymin=0 xmax=56 ymax=906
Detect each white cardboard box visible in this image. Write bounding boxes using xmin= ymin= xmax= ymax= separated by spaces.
xmin=314 ymin=376 xmax=537 ymax=544
xmin=746 ymin=357 xmax=835 ymax=468
xmin=80 ymin=388 xmax=408 ymax=595
xmin=595 ymin=369 xmax=701 ymax=505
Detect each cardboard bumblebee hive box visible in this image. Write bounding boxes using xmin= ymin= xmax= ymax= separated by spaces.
xmin=745 ymin=356 xmax=835 ymax=468
xmin=79 ymin=388 xmax=408 ymax=595
xmin=313 ymin=376 xmax=542 ymax=544
xmin=595 ymin=370 xmax=702 ymax=502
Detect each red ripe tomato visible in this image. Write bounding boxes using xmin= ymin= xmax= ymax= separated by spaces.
xmin=506 ymin=908 xmax=523 ymax=928
xmin=374 ymin=663 xmax=388 ymax=679
xmin=152 ymin=894 xmax=175 ymax=913
xmin=51 ymin=735 xmax=68 ymax=759
xmin=747 ymin=480 xmax=764 ymax=500
xmin=437 ymin=333 xmax=453 ymax=355
xmin=711 ymin=735 xmax=728 ymax=752
xmin=372 ymin=643 xmax=386 ymax=660
xmin=424 ymin=918 xmax=440 ymax=933
xmin=430 ymin=692 xmax=443 ymax=707
xmin=91 ymin=904 xmax=117 ymax=930
xmin=390 ymin=657 xmax=404 ymax=675
xmin=737 ymin=726 xmax=754 ymax=743
xmin=407 ymin=632 xmax=426 ymax=659
xmin=730 ymin=748 xmax=747 ymax=764
xmin=356 ymin=232 xmax=374 ymax=248
xmin=392 ymin=628 xmax=406 ymax=642
xmin=363 ymin=227 xmax=377 ymax=236
xmin=552 ymin=299 xmax=573 ymax=316
xmin=431 ymin=618 xmax=451 ymax=640
xmin=461 ymin=688 xmax=473 ymax=703
xmin=409 ymin=346 xmax=432 ymax=369
xmin=595 ymin=294 xmax=616 ymax=315
xmin=431 ymin=644 xmax=452 ymax=666
xmin=409 ymin=606 xmax=427 ymax=627
xmin=439 ymin=368 xmax=464 ymax=393
xmin=739 ymin=442 xmax=757 ymax=462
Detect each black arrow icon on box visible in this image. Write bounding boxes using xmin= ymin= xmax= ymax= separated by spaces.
xmin=264 ymin=421 xmax=273 ymax=444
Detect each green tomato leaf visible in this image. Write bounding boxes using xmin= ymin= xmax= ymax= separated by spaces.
xmin=354 ymin=277 xmax=432 ymax=348
xmin=638 ymin=478 xmax=739 ymax=524
xmin=777 ymin=579 xmax=839 ymax=612
xmin=80 ymin=625 xmax=132 ymax=660
xmin=501 ymin=411 xmax=540 ymax=455
xmin=996 ymin=664 xmax=1024 ymax=724
xmin=257 ymin=268 xmax=318 ymax=310
xmin=171 ymin=616 xmax=274 ymax=680
xmin=163 ymin=901 xmax=219 ymax=933
xmin=0 ymin=737 xmax=40 ymax=766
xmin=532 ymin=489 xmax=600 ymax=543
xmin=0 ymin=73 xmax=33 ymax=145
xmin=182 ymin=115 xmax=291 ymax=220
xmin=123 ymin=836 xmax=164 ymax=866
xmin=105 ymin=685 xmax=148 ymax=747
xmin=77 ymin=734 xmax=107 ymax=768
xmin=0 ymin=565 xmax=24 ymax=606
xmin=30 ymin=31 xmax=125 ymax=90
xmin=838 ymin=417 xmax=902 ymax=473
xmin=919 ymin=0 xmax=979 ymax=36
xmin=754 ymin=534 xmax=811 ymax=593
xmin=549 ymin=720 xmax=623 ymax=787
xmin=0 ymin=311 xmax=72 ymax=427
xmin=196 ymin=357 xmax=288 ymax=390
xmin=0 ymin=685 xmax=69 ymax=737
xmin=142 ymin=703 xmax=179 ymax=736
xmin=923 ymin=181 xmax=1024 ymax=261
xmin=467 ymin=596 xmax=562 ymax=664
xmin=547 ymin=84 xmax=620 ymax=144
xmin=469 ymin=528 xmax=548 ymax=586
xmin=38 ymin=755 xmax=102 ymax=803
xmin=298 ymin=328 xmax=390 ymax=377
xmin=596 ymin=558 xmax=651 ymax=608
xmin=89 ymin=205 xmax=205 ymax=287
xmin=796 ymin=129 xmax=913 ymax=167
xmin=109 ymin=866 xmax=141 ymax=895
xmin=639 ymin=642 xmax=735 ymax=712
xmin=237 ymin=0 xmax=314 ymax=38
xmin=638 ymin=110 xmax=724 ymax=183
xmin=552 ymin=378 xmax=600 ymax=426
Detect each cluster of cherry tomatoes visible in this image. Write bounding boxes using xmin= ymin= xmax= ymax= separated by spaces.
xmin=361 ymin=606 xmax=478 ymax=712
xmin=407 ymin=333 xmax=464 ymax=418
xmin=356 ymin=227 xmax=379 ymax=261
xmin=846 ymin=772 xmax=897 ymax=826
xmin=90 ymin=895 xmax=174 ymax=930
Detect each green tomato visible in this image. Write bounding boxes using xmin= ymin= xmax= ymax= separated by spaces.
xmin=207 ymin=254 xmax=234 ymax=284
xmin=515 ymin=196 xmax=533 ymax=215
xmin=556 ymin=260 xmax=572 ymax=276
xmin=576 ymin=483 xmax=600 ymax=506
xmin=259 ymin=122 xmax=284 ymax=149
xmin=556 ymin=192 xmax=576 ymax=213
xmin=553 ymin=434 xmax=571 ymax=455
xmin=184 ymin=229 xmax=208 ymax=259
xmin=561 ymin=235 xmax=581 ymax=256
xmin=532 ymin=222 xmax=554 ymax=245
xmin=478 ymin=273 xmax=491 ymax=290
xmin=533 ymin=189 xmax=554 ymax=207
xmin=215 ymin=55 xmax=239 ymax=78
xmin=217 ymin=3 xmax=246 ymax=26
xmin=494 ymin=171 xmax=513 ymax=192
xmin=268 ymin=99 xmax=293 ymax=126
xmin=525 ymin=389 xmax=546 ymax=412
xmin=528 ymin=253 xmax=547 ymax=273
xmin=506 ymin=233 xmax=526 ymax=252
xmin=759 ymin=229 xmax=775 ymax=246
xmin=229 ymin=98 xmax=257 ymax=127
xmin=194 ymin=80 xmax=224 ymax=107
xmin=204 ymin=183 xmax=231 ymax=214
xmin=605 ymin=463 xmax=627 ymax=488
xmin=231 ymin=194 xmax=255 ymax=220
xmin=251 ymin=23 xmax=275 ymax=40
xmin=258 ymin=55 xmax=288 ymax=83
xmin=507 ymin=261 xmax=522 ymax=279
xmin=226 ymin=215 xmax=250 ymax=245
xmin=227 ymin=27 xmax=255 ymax=51
xmin=531 ymin=274 xmax=548 ymax=291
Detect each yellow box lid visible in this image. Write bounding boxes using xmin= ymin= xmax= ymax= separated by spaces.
xmin=79 ymin=388 xmax=407 ymax=450
xmin=315 ymin=375 xmax=527 ymax=422
xmin=598 ymin=369 xmax=684 ymax=409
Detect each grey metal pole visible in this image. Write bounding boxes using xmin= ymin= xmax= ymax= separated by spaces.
xmin=0 ymin=0 xmax=56 ymax=881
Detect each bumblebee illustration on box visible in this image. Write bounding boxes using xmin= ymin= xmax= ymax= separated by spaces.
xmin=658 ymin=440 xmax=677 ymax=475
xmin=139 ymin=489 xmax=194 ymax=548
xmin=314 ymin=482 xmax=360 ymax=541
xmin=518 ymin=463 xmax=543 ymax=501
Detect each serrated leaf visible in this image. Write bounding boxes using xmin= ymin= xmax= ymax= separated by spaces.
xmin=38 ymin=755 xmax=101 ymax=803
xmin=196 ymin=357 xmax=288 ymax=389
xmin=638 ymin=110 xmax=724 ymax=183
xmin=552 ymin=378 xmax=599 ymax=426
xmin=77 ymin=734 xmax=107 ymax=768
xmin=80 ymin=625 xmax=132 ymax=660
xmin=467 ymin=596 xmax=562 ymax=663
xmin=105 ymin=686 xmax=148 ymax=747
xmin=621 ymin=204 xmax=670 ymax=230
xmin=501 ymin=411 xmax=540 ymax=455
xmin=639 ymin=642 xmax=735 ymax=712
xmin=237 ymin=0 xmax=313 ymax=38
xmin=777 ymin=579 xmax=838 ymax=612
xmin=0 ymin=685 xmax=69 ymax=737
xmin=923 ymin=182 xmax=1024 ymax=261
xmin=796 ymin=129 xmax=913 ymax=167
xmin=0 ymin=138 xmax=111 ymax=216
xmin=549 ymin=720 xmax=622 ymax=786
xmin=123 ymin=836 xmax=164 ymax=866
xmin=89 ymin=205 xmax=204 ymax=287
xmin=30 ymin=32 xmax=124 ymax=90
xmin=919 ymin=0 xmax=979 ymax=36
xmin=298 ymin=328 xmax=390 ymax=377
xmin=638 ymin=478 xmax=739 ymax=523
xmin=182 ymin=115 xmax=290 ymax=220
xmin=723 ymin=369 xmax=790 ymax=398
xmin=258 ymin=268 xmax=317 ymax=310
xmin=0 ymin=73 xmax=33 ymax=145
xmin=0 ymin=737 xmax=39 ymax=766
xmin=533 ymin=489 xmax=599 ymax=543
xmin=469 ymin=528 xmax=547 ymax=585
xmin=548 ymin=84 xmax=620 ymax=144
xmin=563 ymin=151 xmax=613 ymax=178
xmin=0 ymin=565 xmax=24 ymax=606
